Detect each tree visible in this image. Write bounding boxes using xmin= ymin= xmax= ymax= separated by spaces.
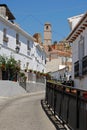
xmin=6 ymin=56 xmax=20 ymax=81
xmin=0 ymin=55 xmax=20 ymax=80
xmin=0 ymin=55 xmax=7 ymax=71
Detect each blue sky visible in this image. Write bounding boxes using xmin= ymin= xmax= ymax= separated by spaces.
xmin=0 ymin=0 xmax=87 ymax=43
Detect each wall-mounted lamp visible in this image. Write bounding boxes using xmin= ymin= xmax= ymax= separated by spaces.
xmin=15 ymin=46 xmax=20 ymax=53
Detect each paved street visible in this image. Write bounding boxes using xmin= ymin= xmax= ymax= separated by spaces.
xmin=0 ymin=92 xmax=56 ymax=130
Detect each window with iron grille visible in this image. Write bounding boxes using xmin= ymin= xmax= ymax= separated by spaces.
xmin=82 ymin=56 xmax=87 ymax=75
xmin=16 ymin=33 xmax=20 ymax=45
xmin=27 ymin=40 xmax=31 ymax=50
xmin=74 ymin=61 xmax=79 ymax=78
xmin=3 ymin=28 xmax=8 ymax=42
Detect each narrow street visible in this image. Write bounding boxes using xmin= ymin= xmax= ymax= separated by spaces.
xmin=0 ymin=93 xmax=56 ymax=130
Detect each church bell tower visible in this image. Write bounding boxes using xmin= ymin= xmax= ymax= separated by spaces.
xmin=44 ymin=23 xmax=52 ymax=45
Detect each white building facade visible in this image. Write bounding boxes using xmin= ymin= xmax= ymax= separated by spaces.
xmin=67 ymin=12 xmax=87 ymax=90
xmin=32 ymin=42 xmax=46 ymax=72
xmin=0 ymin=4 xmax=46 ymax=73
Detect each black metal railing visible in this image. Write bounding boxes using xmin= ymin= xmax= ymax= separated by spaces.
xmin=45 ymin=81 xmax=87 ymax=130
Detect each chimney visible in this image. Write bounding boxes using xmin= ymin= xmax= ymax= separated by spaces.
xmin=0 ymin=4 xmax=15 ymax=21
xmin=0 ymin=6 xmax=6 ymax=18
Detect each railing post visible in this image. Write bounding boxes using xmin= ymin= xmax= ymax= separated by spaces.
xmin=59 ymin=86 xmax=65 ymax=118
xmin=66 ymin=87 xmax=71 ymax=123
xmin=76 ymin=90 xmax=80 ymax=129
xmin=66 ymin=93 xmax=70 ymax=123
xmin=45 ymin=80 xmax=48 ymax=105
xmin=45 ymin=80 xmax=47 ymax=101
xmin=54 ymin=85 xmax=56 ymax=116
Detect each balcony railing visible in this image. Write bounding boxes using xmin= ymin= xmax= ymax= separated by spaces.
xmin=3 ymin=36 xmax=8 ymax=42
xmin=45 ymin=81 xmax=87 ymax=130
xmin=16 ymin=40 xmax=21 ymax=45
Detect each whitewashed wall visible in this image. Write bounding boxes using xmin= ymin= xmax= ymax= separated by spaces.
xmin=0 ymin=16 xmax=46 ymax=73
xmin=72 ymin=28 xmax=87 ymax=90
xmin=34 ymin=42 xmax=46 ymax=72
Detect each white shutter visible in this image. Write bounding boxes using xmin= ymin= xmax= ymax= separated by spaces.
xmin=78 ymin=35 xmax=84 ymax=76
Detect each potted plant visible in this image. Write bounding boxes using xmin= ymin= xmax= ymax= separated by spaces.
xmin=36 ymin=71 xmax=40 ymax=78
xmin=34 ymin=70 xmax=37 ymax=74
xmin=29 ymin=69 xmax=33 ymax=73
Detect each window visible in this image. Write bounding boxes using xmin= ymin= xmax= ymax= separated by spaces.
xmin=82 ymin=56 xmax=87 ymax=75
xmin=49 ymin=54 xmax=51 ymax=61
xmin=16 ymin=33 xmax=19 ymax=44
xmin=78 ymin=35 xmax=84 ymax=77
xmin=42 ymin=56 xmax=43 ymax=60
xmin=3 ymin=28 xmax=6 ymax=38
xmin=62 ymin=57 xmax=65 ymax=64
xmin=26 ymin=62 xmax=29 ymax=70
xmin=27 ymin=40 xmax=31 ymax=50
xmin=45 ymin=59 xmax=46 ymax=64
xmin=3 ymin=28 xmax=8 ymax=42
xmin=42 ymin=69 xmax=44 ymax=73
xmin=15 ymin=33 xmax=20 ymax=53
xmin=48 ymin=45 xmax=52 ymax=51
xmin=16 ymin=33 xmax=20 ymax=45
xmin=74 ymin=61 xmax=79 ymax=77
